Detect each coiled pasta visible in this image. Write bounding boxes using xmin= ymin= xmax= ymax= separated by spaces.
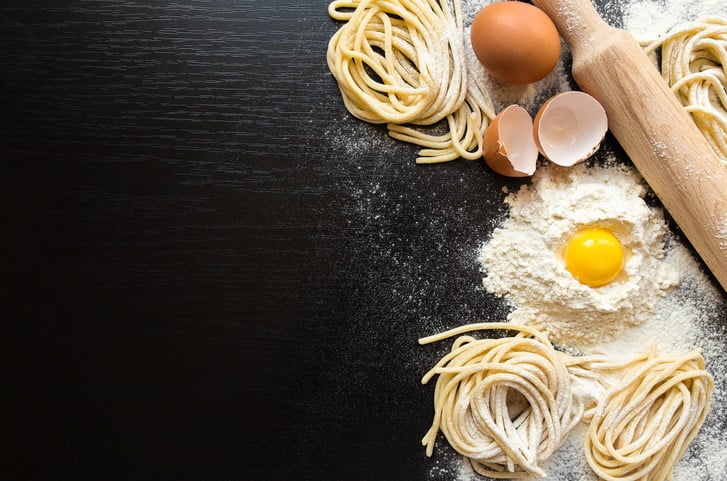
xmin=327 ymin=0 xmax=495 ymax=163
xmin=585 ymin=346 xmax=713 ymax=481
xmin=420 ymin=323 xmax=713 ymax=480
xmin=643 ymin=16 xmax=727 ymax=165
xmin=419 ymin=323 xmax=606 ymax=478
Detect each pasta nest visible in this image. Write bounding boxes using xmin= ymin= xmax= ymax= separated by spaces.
xmin=644 ymin=16 xmax=727 ymax=165
xmin=420 ymin=323 xmax=596 ymax=478
xmin=420 ymin=323 xmax=713 ymax=480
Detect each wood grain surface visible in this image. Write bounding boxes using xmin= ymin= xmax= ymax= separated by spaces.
xmin=3 ymin=1 xmax=725 ymax=481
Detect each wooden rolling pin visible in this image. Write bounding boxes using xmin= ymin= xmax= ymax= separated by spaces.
xmin=531 ymin=0 xmax=727 ymax=292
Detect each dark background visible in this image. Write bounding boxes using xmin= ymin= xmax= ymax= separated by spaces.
xmin=3 ymin=1 xmax=723 ymax=480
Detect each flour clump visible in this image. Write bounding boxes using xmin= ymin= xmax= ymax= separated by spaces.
xmin=478 ymin=161 xmax=679 ymax=346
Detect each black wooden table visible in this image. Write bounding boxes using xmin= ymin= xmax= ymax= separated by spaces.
xmin=4 ymin=1 xmax=724 ymax=480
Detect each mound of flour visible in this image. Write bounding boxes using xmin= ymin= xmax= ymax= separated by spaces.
xmin=478 ymin=160 xmax=679 ymax=346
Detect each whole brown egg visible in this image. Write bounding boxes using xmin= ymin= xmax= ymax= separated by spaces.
xmin=470 ymin=1 xmax=561 ymax=84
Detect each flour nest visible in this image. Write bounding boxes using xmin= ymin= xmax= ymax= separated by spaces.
xmin=478 ymin=161 xmax=680 ymax=347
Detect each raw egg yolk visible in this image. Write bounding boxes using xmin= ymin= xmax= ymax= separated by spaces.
xmin=564 ymin=228 xmax=624 ymax=287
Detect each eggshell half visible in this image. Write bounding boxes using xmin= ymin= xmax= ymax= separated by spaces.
xmin=483 ymin=105 xmax=538 ymax=177
xmin=533 ymin=91 xmax=608 ymax=166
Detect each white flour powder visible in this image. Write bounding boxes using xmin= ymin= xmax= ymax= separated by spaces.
xmin=623 ymin=0 xmax=727 ymax=41
xmin=478 ymin=160 xmax=679 ymax=346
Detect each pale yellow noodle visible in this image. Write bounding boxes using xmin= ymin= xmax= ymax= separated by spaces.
xmin=419 ymin=323 xmax=605 ymax=479
xmin=327 ymin=0 xmax=495 ymax=163
xmin=420 ymin=323 xmax=713 ymax=480
xmin=643 ymin=16 xmax=727 ymax=166
xmin=585 ymin=346 xmax=713 ymax=481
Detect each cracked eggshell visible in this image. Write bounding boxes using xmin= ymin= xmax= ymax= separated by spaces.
xmin=483 ymin=105 xmax=538 ymax=177
xmin=533 ymin=91 xmax=608 ymax=166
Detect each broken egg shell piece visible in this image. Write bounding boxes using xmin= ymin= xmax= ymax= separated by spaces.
xmin=533 ymin=91 xmax=608 ymax=167
xmin=483 ymin=105 xmax=538 ymax=177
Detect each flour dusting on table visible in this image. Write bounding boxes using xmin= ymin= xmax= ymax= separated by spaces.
xmin=623 ymin=0 xmax=727 ymax=41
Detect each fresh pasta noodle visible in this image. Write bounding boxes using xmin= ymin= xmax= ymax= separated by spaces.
xmin=420 ymin=323 xmax=713 ymax=480
xmin=419 ymin=323 xmax=606 ymax=478
xmin=327 ymin=0 xmax=495 ymax=163
xmin=643 ymin=16 xmax=727 ymax=166
xmin=585 ymin=346 xmax=713 ymax=481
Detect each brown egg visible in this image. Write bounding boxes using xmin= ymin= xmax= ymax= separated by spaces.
xmin=470 ymin=1 xmax=561 ymax=84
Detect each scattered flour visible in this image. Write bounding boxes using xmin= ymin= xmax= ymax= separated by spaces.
xmin=623 ymin=0 xmax=727 ymax=42
xmin=591 ymin=244 xmax=723 ymax=360
xmin=478 ymin=160 xmax=679 ymax=346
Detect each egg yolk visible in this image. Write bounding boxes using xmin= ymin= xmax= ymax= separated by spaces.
xmin=564 ymin=228 xmax=624 ymax=287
